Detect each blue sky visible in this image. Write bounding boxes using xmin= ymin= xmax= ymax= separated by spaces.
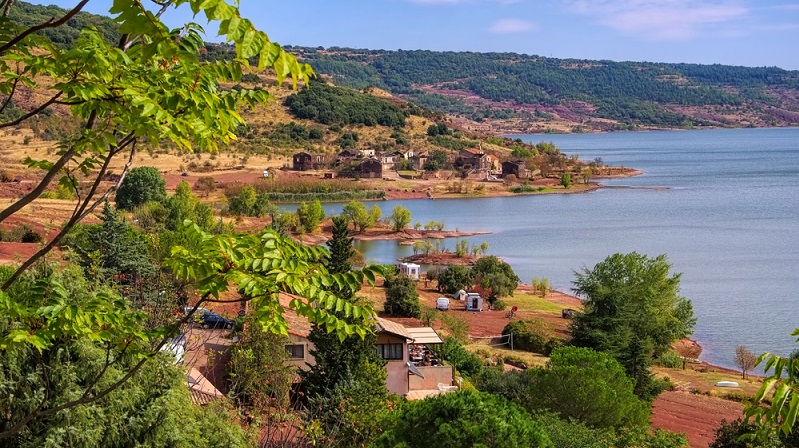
xmin=47 ymin=0 xmax=799 ymax=69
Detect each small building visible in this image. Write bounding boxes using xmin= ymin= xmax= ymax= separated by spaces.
xmin=453 ymin=289 xmax=467 ymax=301
xmin=359 ymin=148 xmax=376 ymax=158
xmin=336 ymin=149 xmax=359 ymax=161
xmin=410 ymin=153 xmax=428 ymax=171
xmin=323 ymin=172 xmax=336 ymax=179
xmin=455 ymin=148 xmax=494 ymax=172
xmin=397 ymin=262 xmax=420 ymax=280
xmin=359 ymin=157 xmax=383 ymax=179
xmin=502 ymin=160 xmax=529 ymax=178
xmin=381 ymin=151 xmax=405 ymax=171
xmin=292 ymin=152 xmax=324 ymax=171
xmin=465 ymin=292 xmax=483 ymax=312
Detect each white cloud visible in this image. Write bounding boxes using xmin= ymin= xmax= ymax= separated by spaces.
xmin=489 ymin=18 xmax=537 ymax=33
xmin=568 ymin=0 xmax=749 ymax=40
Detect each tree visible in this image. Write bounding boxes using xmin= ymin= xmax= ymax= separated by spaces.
xmin=0 ymin=0 xmax=312 ymax=287
xmin=710 ymin=419 xmax=785 ymax=448
xmin=228 ymin=185 xmax=258 ymax=216
xmin=165 ymin=180 xmax=213 ymax=231
xmin=228 ymin=316 xmax=293 ymax=407
xmin=535 ymin=412 xmax=687 ymax=448
xmin=389 ymin=204 xmax=412 ymax=232
xmin=370 ymin=390 xmax=552 ymax=448
xmin=66 ymin=201 xmax=156 ymax=283
xmin=437 ymin=264 xmax=473 ymax=294
xmin=297 ymin=199 xmax=326 ymax=233
xmin=342 ymin=200 xmax=381 ymax=233
xmin=384 ymin=275 xmax=422 ymax=318
xmin=735 ymin=345 xmax=758 ymax=380
xmin=302 ymin=297 xmax=391 ymax=447
xmin=194 ymin=176 xmax=217 ymax=197
xmin=570 ymin=252 xmax=696 ymax=400
xmin=115 ymin=166 xmax=166 ymax=210
xmin=560 ymin=172 xmax=572 ymax=189
xmin=502 ymin=319 xmax=555 ymax=355
xmin=525 ymin=347 xmax=650 ymax=429
xmin=423 ymin=149 xmax=450 ymax=171
xmin=0 ymin=263 xmax=252 ymax=447
xmin=471 ymin=256 xmax=520 ymax=304
xmin=326 ymin=215 xmax=355 ymax=275
xmin=0 ymin=0 xmax=324 ymax=439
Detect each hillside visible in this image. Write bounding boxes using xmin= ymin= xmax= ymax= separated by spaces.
xmin=286 ymin=47 xmax=799 ymax=133
xmin=8 ymin=1 xmax=799 ymax=134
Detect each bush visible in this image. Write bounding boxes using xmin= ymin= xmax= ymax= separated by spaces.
xmin=371 ymin=391 xmax=552 ymax=448
xmin=502 ymin=319 xmax=554 ymax=355
xmin=432 ymin=337 xmax=483 ymax=379
xmin=492 ymin=298 xmax=507 ymax=311
xmin=658 ymin=350 xmax=683 ymax=368
xmin=0 ymin=224 xmax=42 ymax=243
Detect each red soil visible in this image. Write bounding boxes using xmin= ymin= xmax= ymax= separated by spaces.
xmin=652 ymin=391 xmax=743 ymax=448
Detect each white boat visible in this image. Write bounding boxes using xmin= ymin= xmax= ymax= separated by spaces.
xmin=715 ymin=381 xmax=739 ymax=387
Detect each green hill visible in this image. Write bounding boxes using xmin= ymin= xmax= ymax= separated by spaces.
xmin=286 ymin=47 xmax=799 ymax=132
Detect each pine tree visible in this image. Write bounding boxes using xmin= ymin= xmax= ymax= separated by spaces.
xmin=326 ymin=215 xmax=354 ymax=276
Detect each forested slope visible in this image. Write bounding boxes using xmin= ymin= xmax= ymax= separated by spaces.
xmin=288 ymin=47 xmax=799 ymax=132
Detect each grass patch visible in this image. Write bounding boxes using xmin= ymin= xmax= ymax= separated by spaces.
xmin=503 ymin=293 xmax=568 ymax=314
xmin=465 ymin=343 xmax=549 ymax=368
xmin=651 ymin=365 xmax=762 ymax=397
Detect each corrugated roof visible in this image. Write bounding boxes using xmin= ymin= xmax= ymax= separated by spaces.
xmin=406 ymin=327 xmax=444 ymax=344
xmin=376 ymin=318 xmax=412 ymax=340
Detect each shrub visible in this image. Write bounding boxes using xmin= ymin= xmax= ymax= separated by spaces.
xmin=433 ymin=337 xmax=483 ymax=379
xmin=492 ymin=298 xmax=507 ymax=311
xmin=0 ymin=224 xmax=42 ymax=243
xmin=371 ymin=391 xmax=551 ymax=448
xmin=658 ymin=350 xmax=683 ymax=369
xmin=502 ymin=319 xmax=554 ymax=355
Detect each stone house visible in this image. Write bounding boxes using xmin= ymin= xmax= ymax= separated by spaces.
xmin=502 ymin=160 xmax=529 ymax=178
xmin=359 ymin=157 xmax=383 ymax=178
xmin=292 ymin=152 xmax=324 ymax=171
xmin=455 ymin=148 xmax=495 ymax=172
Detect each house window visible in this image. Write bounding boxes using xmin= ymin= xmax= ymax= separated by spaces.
xmin=285 ymin=344 xmax=304 ymax=359
xmin=375 ymin=343 xmax=404 ymax=360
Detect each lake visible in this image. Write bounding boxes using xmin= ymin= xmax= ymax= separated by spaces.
xmin=309 ymin=127 xmax=799 ymax=370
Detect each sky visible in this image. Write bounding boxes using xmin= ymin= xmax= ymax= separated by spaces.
xmin=45 ymin=0 xmax=799 ymax=70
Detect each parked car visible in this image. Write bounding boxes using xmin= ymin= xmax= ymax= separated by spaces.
xmin=436 ymin=297 xmax=450 ymax=311
xmin=202 ymin=312 xmax=233 ymax=329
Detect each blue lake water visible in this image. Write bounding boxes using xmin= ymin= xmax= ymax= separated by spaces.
xmin=300 ymin=127 xmax=799 ymax=369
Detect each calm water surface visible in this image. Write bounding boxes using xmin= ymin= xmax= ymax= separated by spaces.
xmin=311 ymin=128 xmax=799 ymax=369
